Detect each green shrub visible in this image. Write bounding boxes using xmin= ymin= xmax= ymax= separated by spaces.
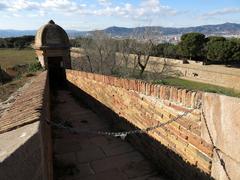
xmin=28 ymin=62 xmax=43 ymax=72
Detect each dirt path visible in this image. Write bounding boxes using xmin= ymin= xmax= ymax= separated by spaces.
xmin=52 ymin=90 xmax=166 ymax=180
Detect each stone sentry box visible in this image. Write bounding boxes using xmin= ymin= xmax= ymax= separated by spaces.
xmin=34 ymin=20 xmax=71 ymax=84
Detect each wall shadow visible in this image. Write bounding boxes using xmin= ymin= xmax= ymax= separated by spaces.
xmin=0 ymin=73 xmax=52 ymax=180
xmin=0 ymin=120 xmax=51 ymax=180
xmin=67 ymin=81 xmax=213 ymax=180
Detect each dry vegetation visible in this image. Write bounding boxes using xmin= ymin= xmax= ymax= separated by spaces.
xmin=0 ymin=48 xmax=36 ymax=68
xmin=72 ymin=31 xmax=240 ymax=98
xmin=0 ymin=48 xmax=40 ymax=102
xmin=0 ymin=74 xmax=36 ymax=102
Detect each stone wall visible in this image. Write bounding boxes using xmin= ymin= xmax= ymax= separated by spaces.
xmin=66 ymin=70 xmax=208 ymax=178
xmin=146 ymin=60 xmax=240 ymax=90
xmin=66 ymin=69 xmax=240 ymax=180
xmin=0 ymin=71 xmax=53 ymax=180
xmin=202 ymin=94 xmax=240 ymax=180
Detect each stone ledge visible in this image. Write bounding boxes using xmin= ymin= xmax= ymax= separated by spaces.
xmin=0 ymin=72 xmax=47 ymax=134
xmin=0 ymin=71 xmax=52 ymax=180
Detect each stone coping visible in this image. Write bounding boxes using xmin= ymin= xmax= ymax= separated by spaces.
xmin=0 ymin=71 xmax=48 ymax=134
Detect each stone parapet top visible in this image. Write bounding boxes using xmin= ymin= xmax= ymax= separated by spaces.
xmin=0 ymin=71 xmax=48 ymax=134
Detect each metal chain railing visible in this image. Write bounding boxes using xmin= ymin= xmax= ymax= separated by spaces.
xmin=46 ymin=102 xmax=200 ymax=140
xmin=201 ymin=108 xmax=231 ymax=180
xmin=46 ymin=99 xmax=232 ymax=179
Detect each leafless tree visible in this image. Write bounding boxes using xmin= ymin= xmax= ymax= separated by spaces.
xmin=80 ymin=38 xmax=94 ymax=72
xmin=73 ymin=26 xmax=177 ymax=80
xmin=118 ymin=39 xmax=132 ymax=68
xmin=78 ymin=31 xmax=120 ymax=75
xmin=128 ymin=27 xmax=155 ymax=78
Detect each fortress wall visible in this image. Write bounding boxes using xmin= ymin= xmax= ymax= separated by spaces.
xmin=66 ymin=70 xmax=212 ymax=179
xmin=71 ymin=49 xmax=240 ymax=90
xmin=145 ymin=61 xmax=240 ymax=90
xmin=66 ymin=69 xmax=240 ymax=180
xmin=0 ymin=71 xmax=52 ymax=180
xmin=201 ymin=93 xmax=240 ymax=180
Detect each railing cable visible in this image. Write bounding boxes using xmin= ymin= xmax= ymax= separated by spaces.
xmin=46 ymin=103 xmax=200 ymax=140
xmin=202 ymin=108 xmax=231 ymax=180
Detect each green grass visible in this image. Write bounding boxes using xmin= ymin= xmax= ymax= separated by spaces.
xmin=0 ymin=48 xmax=36 ymax=69
xmin=0 ymin=48 xmax=42 ymax=102
xmin=154 ymin=77 xmax=240 ymax=98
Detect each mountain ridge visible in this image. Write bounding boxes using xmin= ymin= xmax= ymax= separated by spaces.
xmin=0 ymin=22 xmax=240 ymax=38
xmin=103 ymin=22 xmax=240 ymax=36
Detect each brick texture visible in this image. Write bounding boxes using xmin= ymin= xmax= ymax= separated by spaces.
xmin=66 ymin=70 xmax=213 ymax=175
xmin=0 ymin=72 xmax=47 ymax=134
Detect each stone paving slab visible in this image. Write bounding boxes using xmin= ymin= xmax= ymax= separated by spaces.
xmin=53 ymin=90 xmax=166 ymax=180
xmin=99 ymin=142 xmax=135 ymax=156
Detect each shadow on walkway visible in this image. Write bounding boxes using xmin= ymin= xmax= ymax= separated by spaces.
xmin=52 ymin=89 xmax=166 ymax=180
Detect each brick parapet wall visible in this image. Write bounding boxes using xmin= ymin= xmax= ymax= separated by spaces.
xmin=0 ymin=71 xmax=52 ymax=180
xmin=67 ymin=70 xmax=202 ymax=109
xmin=66 ymin=69 xmax=213 ymax=176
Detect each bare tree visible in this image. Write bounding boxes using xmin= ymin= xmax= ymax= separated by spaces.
xmin=81 ymin=38 xmax=94 ymax=72
xmin=73 ymin=26 xmax=176 ymax=81
xmin=78 ymin=31 xmax=120 ymax=75
xmin=128 ymin=27 xmax=155 ymax=78
xmin=134 ymin=40 xmax=154 ymax=77
xmin=118 ymin=39 xmax=132 ymax=68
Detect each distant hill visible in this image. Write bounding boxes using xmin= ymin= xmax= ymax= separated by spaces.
xmin=0 ymin=30 xmax=36 ymax=38
xmin=0 ymin=23 xmax=240 ymax=38
xmin=103 ymin=23 xmax=240 ymax=37
xmin=0 ymin=30 xmax=86 ymax=38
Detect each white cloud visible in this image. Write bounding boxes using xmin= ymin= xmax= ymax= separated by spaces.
xmin=0 ymin=0 xmax=178 ymax=20
xmin=98 ymin=0 xmax=110 ymax=3
xmin=0 ymin=0 xmax=182 ymax=28
xmin=90 ymin=0 xmax=178 ymax=21
xmin=13 ymin=13 xmax=22 ymax=17
xmin=0 ymin=0 xmax=85 ymax=13
xmin=8 ymin=0 xmax=39 ymax=11
xmin=42 ymin=0 xmax=78 ymax=11
xmin=97 ymin=0 xmax=111 ymax=5
xmin=202 ymin=8 xmax=240 ymax=17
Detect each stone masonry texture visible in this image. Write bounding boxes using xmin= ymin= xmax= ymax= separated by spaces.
xmin=66 ymin=70 xmax=213 ymax=178
xmin=202 ymin=93 xmax=240 ymax=180
xmin=66 ymin=69 xmax=240 ymax=180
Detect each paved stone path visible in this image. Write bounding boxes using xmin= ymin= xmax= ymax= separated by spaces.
xmin=53 ymin=90 xmax=166 ymax=180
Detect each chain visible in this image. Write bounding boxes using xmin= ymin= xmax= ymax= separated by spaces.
xmin=46 ymin=103 xmax=199 ymax=140
xmin=47 ymin=99 xmax=232 ymax=179
xmin=202 ymin=108 xmax=231 ymax=180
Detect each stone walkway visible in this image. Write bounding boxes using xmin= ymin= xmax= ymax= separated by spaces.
xmin=53 ymin=90 xmax=166 ymax=180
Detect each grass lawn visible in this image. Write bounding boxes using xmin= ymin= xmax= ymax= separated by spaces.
xmin=154 ymin=77 xmax=240 ymax=98
xmin=0 ymin=48 xmax=42 ymax=102
xmin=0 ymin=48 xmax=36 ymax=69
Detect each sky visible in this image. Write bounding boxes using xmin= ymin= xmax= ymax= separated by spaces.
xmin=0 ymin=0 xmax=240 ymax=30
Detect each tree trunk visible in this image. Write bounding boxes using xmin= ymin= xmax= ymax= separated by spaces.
xmin=86 ymin=55 xmax=93 ymax=72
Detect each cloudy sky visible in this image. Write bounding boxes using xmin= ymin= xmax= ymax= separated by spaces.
xmin=0 ymin=0 xmax=240 ymax=30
